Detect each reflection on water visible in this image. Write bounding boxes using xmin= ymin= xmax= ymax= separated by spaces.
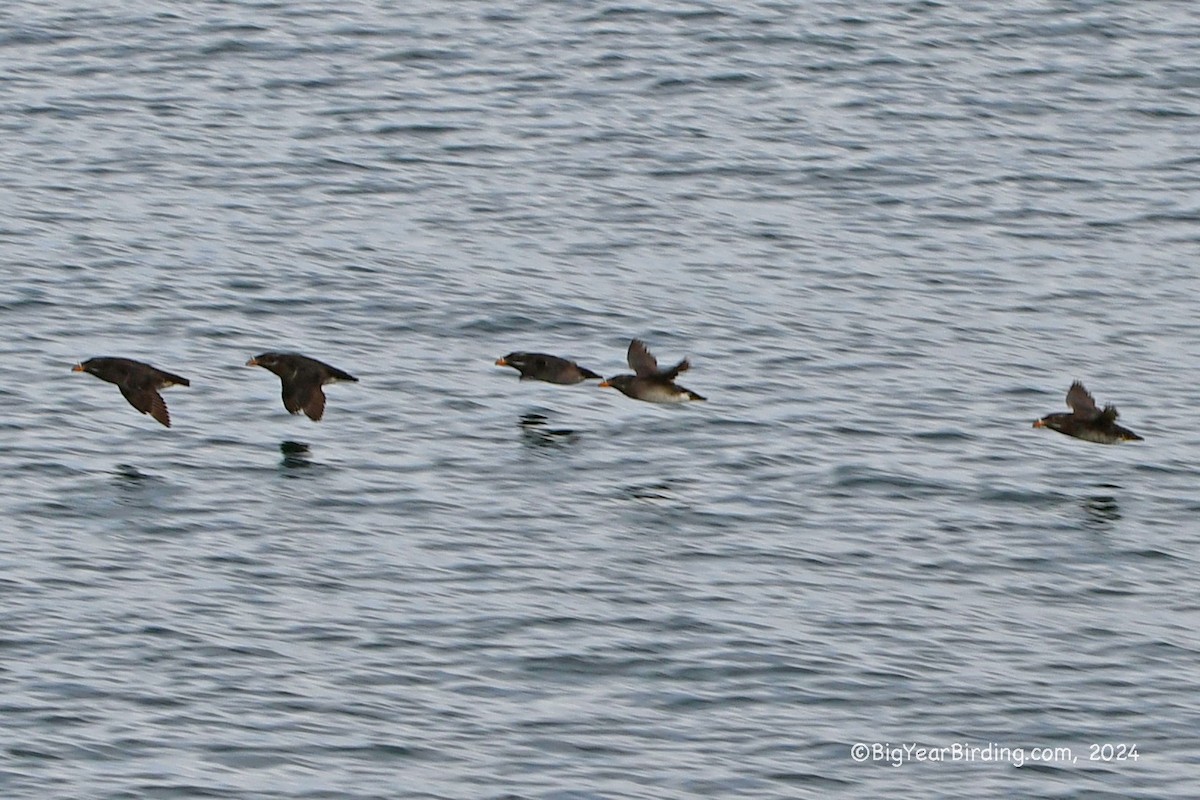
xmin=279 ymin=441 xmax=312 ymax=470
xmin=1083 ymin=494 xmax=1121 ymax=526
xmin=626 ymin=480 xmax=678 ymax=502
xmin=110 ymin=463 xmax=174 ymax=512
xmin=113 ymin=464 xmax=150 ymax=482
xmin=1082 ymin=482 xmax=1122 ymax=527
xmin=518 ymin=413 xmax=579 ymax=448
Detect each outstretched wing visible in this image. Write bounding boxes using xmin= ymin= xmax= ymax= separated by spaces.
xmin=119 ymin=384 xmax=171 ymax=427
xmin=1066 ymin=381 xmax=1099 ymax=418
xmin=302 ymin=386 xmax=326 ymax=421
xmin=282 ymin=364 xmax=332 ymax=420
xmin=662 ymin=358 xmax=690 ymax=381
xmin=627 ymin=339 xmax=658 ymax=377
xmin=281 ymin=380 xmax=307 ymax=416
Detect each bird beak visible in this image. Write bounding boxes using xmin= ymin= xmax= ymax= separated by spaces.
xmin=71 ymin=363 xmax=84 ymax=372
xmin=494 ymin=357 xmax=508 ymax=366
xmin=598 ymin=380 xmax=611 ymax=388
xmin=245 ymin=357 xmax=259 ymax=367
xmin=1032 ymin=419 xmax=1046 ymax=428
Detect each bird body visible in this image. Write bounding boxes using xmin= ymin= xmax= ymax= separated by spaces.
xmin=494 ymin=352 xmax=601 ymax=385
xmin=246 ymin=352 xmax=357 ymax=421
xmin=1033 ymin=381 xmax=1142 ymax=444
xmin=599 ymin=339 xmax=705 ymax=403
xmin=72 ymin=357 xmax=189 ymax=427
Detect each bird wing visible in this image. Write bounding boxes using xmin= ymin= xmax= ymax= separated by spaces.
xmin=302 ymin=386 xmax=326 ymax=421
xmin=627 ymin=339 xmax=659 ymax=377
xmin=1066 ymin=381 xmax=1099 ymax=418
xmin=281 ymin=380 xmax=307 ymax=416
xmin=119 ymin=384 xmax=171 ymax=427
xmin=661 ymin=358 xmax=690 ymax=381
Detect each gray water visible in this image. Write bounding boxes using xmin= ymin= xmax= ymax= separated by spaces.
xmin=2 ymin=1 xmax=1199 ymax=797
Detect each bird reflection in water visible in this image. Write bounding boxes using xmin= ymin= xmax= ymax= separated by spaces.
xmin=1083 ymin=486 xmax=1121 ymax=527
xmin=110 ymin=463 xmax=174 ymax=510
xmin=113 ymin=463 xmax=151 ymax=482
xmin=519 ymin=413 xmax=578 ymax=448
xmin=279 ymin=440 xmax=312 ymax=470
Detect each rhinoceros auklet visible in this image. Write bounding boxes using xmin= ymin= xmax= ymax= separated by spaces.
xmin=1033 ymin=381 xmax=1143 ymax=444
xmin=494 ymin=352 xmax=602 ymax=385
xmin=246 ymin=352 xmax=358 ymax=421
xmin=72 ymin=357 xmax=190 ymax=428
xmin=598 ymin=339 xmax=705 ymax=403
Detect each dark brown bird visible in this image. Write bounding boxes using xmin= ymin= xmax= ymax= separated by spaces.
xmin=72 ymin=357 xmax=190 ymax=428
xmin=494 ymin=352 xmax=602 ymax=385
xmin=598 ymin=339 xmax=705 ymax=403
xmin=246 ymin=352 xmax=358 ymax=421
xmin=1033 ymin=381 xmax=1143 ymax=444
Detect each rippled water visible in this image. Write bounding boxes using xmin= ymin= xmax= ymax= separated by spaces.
xmin=3 ymin=1 xmax=1199 ymax=797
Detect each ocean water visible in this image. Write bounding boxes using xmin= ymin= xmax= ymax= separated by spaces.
xmin=2 ymin=1 xmax=1199 ymax=797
